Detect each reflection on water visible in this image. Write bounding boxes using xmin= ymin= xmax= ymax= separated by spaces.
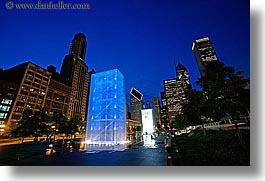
xmin=43 ymin=138 xmax=153 ymax=156
xmin=143 ymin=134 xmax=156 ymax=148
xmin=45 ymin=144 xmax=56 ymax=155
xmin=45 ymin=141 xmax=86 ymax=155
xmin=79 ymin=142 xmax=86 ymax=151
xmin=85 ymin=143 xmax=128 ymax=152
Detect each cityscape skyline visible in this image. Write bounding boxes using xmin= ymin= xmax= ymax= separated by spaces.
xmin=0 ymin=0 xmax=250 ymax=105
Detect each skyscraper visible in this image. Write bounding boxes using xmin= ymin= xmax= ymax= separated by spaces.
xmin=130 ymin=87 xmax=143 ymax=123
xmin=163 ymin=63 xmax=191 ymax=126
xmin=163 ymin=79 xmax=180 ymax=124
xmin=176 ymin=62 xmax=191 ymax=87
xmin=160 ymin=92 xmax=169 ymax=128
xmin=60 ymin=33 xmax=89 ymax=122
xmin=70 ymin=33 xmax=87 ymax=61
xmin=86 ymin=69 xmax=126 ymax=146
xmin=192 ymin=37 xmax=219 ymax=76
xmin=152 ymin=97 xmax=161 ymax=130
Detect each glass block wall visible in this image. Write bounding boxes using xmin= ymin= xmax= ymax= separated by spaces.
xmin=86 ymin=69 xmax=126 ymax=145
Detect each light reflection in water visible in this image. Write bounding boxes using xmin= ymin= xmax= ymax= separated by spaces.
xmin=46 ymin=144 xmax=56 ymax=155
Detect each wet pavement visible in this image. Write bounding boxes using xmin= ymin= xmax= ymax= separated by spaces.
xmin=0 ymin=136 xmax=169 ymax=166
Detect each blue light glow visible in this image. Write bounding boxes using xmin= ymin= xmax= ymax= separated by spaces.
xmin=86 ymin=69 xmax=126 ymax=146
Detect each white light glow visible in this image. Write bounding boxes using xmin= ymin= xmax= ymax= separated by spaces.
xmin=141 ymin=109 xmax=154 ymax=134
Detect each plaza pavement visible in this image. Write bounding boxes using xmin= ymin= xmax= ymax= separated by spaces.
xmin=0 ymin=136 xmax=169 ymax=166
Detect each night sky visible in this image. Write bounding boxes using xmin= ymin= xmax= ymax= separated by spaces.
xmin=0 ymin=0 xmax=250 ymax=105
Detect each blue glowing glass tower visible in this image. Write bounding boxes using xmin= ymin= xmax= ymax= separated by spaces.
xmin=86 ymin=69 xmax=126 ymax=146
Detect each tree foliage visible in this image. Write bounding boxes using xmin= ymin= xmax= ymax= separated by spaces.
xmin=174 ymin=114 xmax=187 ymax=130
xmin=10 ymin=109 xmax=50 ymax=143
xmin=177 ymin=61 xmax=250 ymax=128
xmin=195 ymin=61 xmax=250 ymax=122
xmin=182 ymin=89 xmax=205 ymax=125
xmin=9 ymin=110 xmax=83 ymax=142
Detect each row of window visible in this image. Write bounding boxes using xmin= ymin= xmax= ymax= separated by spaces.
xmin=0 ymin=105 xmax=10 ymax=112
xmin=1 ymin=99 xmax=12 ymax=105
xmin=0 ymin=113 xmax=8 ymax=119
xmin=28 ymin=67 xmax=50 ymax=78
xmin=20 ymin=90 xmax=46 ymax=98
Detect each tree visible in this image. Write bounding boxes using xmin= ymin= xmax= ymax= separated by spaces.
xmin=10 ymin=109 xmax=50 ymax=143
xmin=33 ymin=109 xmax=51 ymax=137
xmin=68 ymin=118 xmax=82 ymax=138
xmin=50 ymin=112 xmax=65 ymax=139
xmin=196 ymin=61 xmax=250 ymax=122
xmin=182 ymin=89 xmax=205 ymax=126
xmin=174 ymin=114 xmax=187 ymax=130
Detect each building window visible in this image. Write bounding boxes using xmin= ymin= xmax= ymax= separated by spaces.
xmin=1 ymin=99 xmax=12 ymax=105
xmin=0 ymin=113 xmax=8 ymax=119
xmin=0 ymin=105 xmax=10 ymax=111
xmin=14 ymin=107 xmax=24 ymax=113
xmin=16 ymin=101 xmax=25 ymax=107
xmin=11 ymin=114 xmax=21 ymax=120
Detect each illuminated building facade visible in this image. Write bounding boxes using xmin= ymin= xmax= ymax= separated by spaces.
xmin=152 ymin=97 xmax=161 ymax=130
xmin=0 ymin=80 xmax=19 ymax=133
xmin=141 ymin=108 xmax=154 ymax=134
xmin=163 ymin=79 xmax=179 ymax=124
xmin=160 ymin=92 xmax=169 ymax=128
xmin=86 ymin=69 xmax=126 ymax=146
xmin=161 ymin=62 xmax=191 ymax=127
xmin=1 ymin=62 xmax=51 ymax=125
xmin=60 ymin=33 xmax=89 ymax=122
xmin=141 ymin=108 xmax=155 ymax=146
xmin=0 ymin=33 xmax=91 ymax=133
xmin=44 ymin=79 xmax=71 ymax=118
xmin=130 ymin=87 xmax=143 ymax=123
xmin=192 ymin=37 xmax=219 ymax=76
xmin=163 ymin=78 xmax=189 ymax=125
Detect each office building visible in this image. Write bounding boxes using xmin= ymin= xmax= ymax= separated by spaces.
xmin=163 ymin=79 xmax=179 ymax=124
xmin=44 ymin=79 xmax=72 ymax=119
xmin=192 ymin=37 xmax=219 ymax=76
xmin=145 ymin=101 xmax=151 ymax=109
xmin=1 ymin=62 xmax=52 ymax=126
xmin=60 ymin=33 xmax=89 ymax=122
xmin=126 ymin=103 xmax=131 ymax=119
xmin=130 ymin=87 xmax=143 ymax=123
xmin=0 ymin=33 xmax=92 ymax=133
xmin=160 ymin=92 xmax=169 ymax=128
xmin=152 ymin=97 xmax=161 ymax=130
xmin=163 ymin=78 xmax=189 ymax=125
xmin=0 ymin=80 xmax=19 ymax=133
xmin=70 ymin=33 xmax=87 ymax=61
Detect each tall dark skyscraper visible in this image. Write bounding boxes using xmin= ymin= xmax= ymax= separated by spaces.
xmin=152 ymin=97 xmax=161 ymax=130
xmin=60 ymin=33 xmax=89 ymax=122
xmin=130 ymin=87 xmax=143 ymax=123
xmin=70 ymin=33 xmax=87 ymax=61
xmin=192 ymin=37 xmax=219 ymax=76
